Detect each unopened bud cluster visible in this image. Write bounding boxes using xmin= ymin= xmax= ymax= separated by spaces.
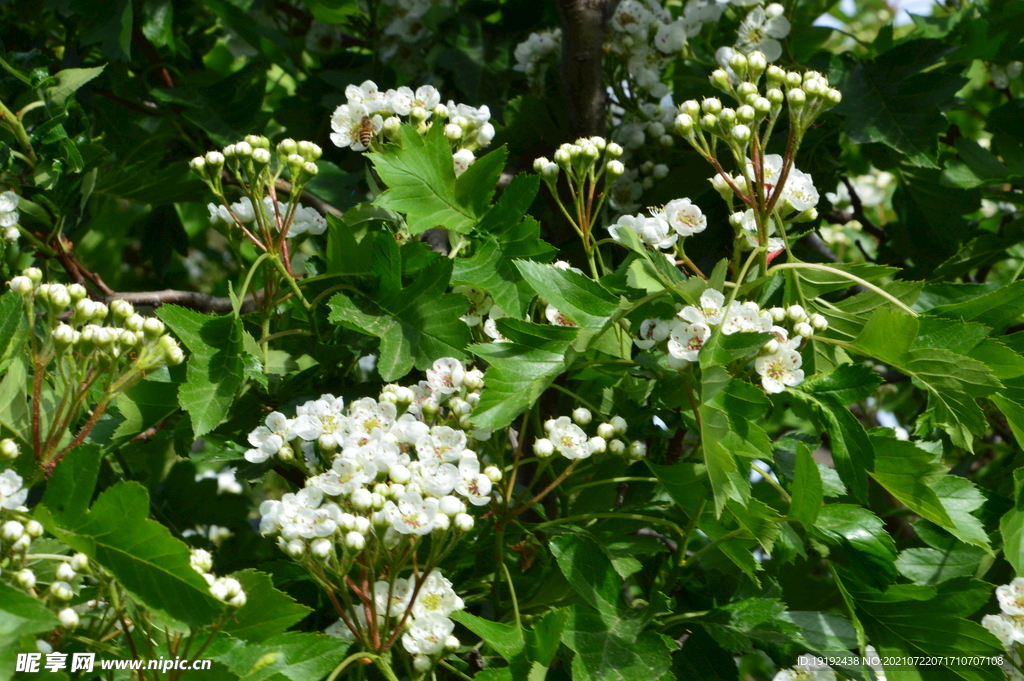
xmin=534 ymin=136 xmax=624 ymax=188
xmin=633 ymin=288 xmax=827 ymax=394
xmin=535 ymin=410 xmax=646 ymax=462
xmin=7 ymin=270 xmax=184 ymax=371
xmin=189 ymin=549 xmax=247 ymax=608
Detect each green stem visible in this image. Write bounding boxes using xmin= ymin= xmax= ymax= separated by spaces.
xmin=499 ymin=561 xmax=521 ymax=630
xmin=750 ymin=461 xmax=790 ymax=502
xmin=681 ymin=529 xmax=746 ymax=568
xmin=767 ymin=262 xmax=918 ymax=316
xmin=564 ymin=477 xmax=658 ymax=495
xmin=326 ymin=653 xmax=379 ymax=681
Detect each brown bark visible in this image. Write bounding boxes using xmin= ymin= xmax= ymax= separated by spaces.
xmin=557 ymin=0 xmax=622 ymax=138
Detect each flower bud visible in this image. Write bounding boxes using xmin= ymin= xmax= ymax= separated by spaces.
xmin=382 ymin=116 xmax=402 ymax=140
xmin=732 ymin=125 xmax=751 ymax=143
xmin=682 ymin=100 xmax=701 ymax=118
xmin=763 ymin=339 xmax=780 ymax=354
xmin=736 ymin=82 xmax=758 ymax=100
xmin=747 ymin=51 xmax=767 ymax=79
xmin=810 ymin=313 xmax=828 ymax=331
xmin=311 ymin=538 xmax=332 ymax=558
xmin=278 ymin=444 xmax=295 ymax=462
xmin=285 ymin=539 xmax=306 ymax=558
xmin=652 ymin=163 xmax=669 ymax=179
xmin=603 ymin=160 xmax=625 ymax=181
xmin=627 ymin=441 xmax=647 ymax=460
xmin=719 ymin=108 xmax=736 ymax=128
xmin=596 ymin=423 xmax=615 ymax=440
xmin=142 ymin=317 xmax=165 ymax=340
xmin=675 ymin=113 xmax=695 ymax=136
xmin=351 ymin=488 xmax=373 ymax=510
xmin=795 ymin=322 xmax=813 ymax=338
xmin=702 ymin=97 xmax=722 ymax=115
xmin=700 ymin=114 xmax=718 ymax=131
xmin=24 ymin=267 xmax=42 ymax=283
xmin=234 ymin=142 xmax=253 ymax=158
xmin=587 ymin=437 xmax=607 ymax=455
xmin=609 ymin=439 xmax=626 ymax=455
xmin=445 ymin=123 xmax=463 ymax=140
xmin=824 ymin=88 xmax=842 ymax=107
xmin=434 ymin=103 xmax=449 ymax=119
xmin=572 ymin=408 xmax=592 ymax=426
xmin=11 ymin=535 xmax=30 ymax=552
xmin=414 ymin=655 xmax=432 ymax=673
xmin=25 ymin=520 xmax=43 ymax=537
xmin=454 ymin=513 xmax=474 ymax=532
xmin=793 ymin=207 xmax=818 ymax=223
xmin=785 ymin=71 xmax=803 ymax=89
xmin=610 ymin=415 xmax=628 ymax=435
xmin=205 ymin=153 xmax=226 ymax=178
xmin=736 ymin=105 xmax=756 ymax=123
xmin=445 ymin=635 xmax=460 ymax=652
xmin=728 ymin=52 xmax=748 ymax=78
xmin=252 ymin=147 xmax=271 ymax=167
xmin=2 ymin=520 xmax=24 ymax=542
xmin=787 ymin=304 xmax=806 ymax=321
xmin=484 ymin=466 xmax=502 ymax=483
xmin=245 ymin=134 xmax=270 ymax=150
xmin=16 ymin=569 xmax=35 ymax=589
xmin=345 ymin=531 xmax=366 ymax=551
xmin=58 ymin=608 xmax=79 ymax=631
xmin=770 ymin=307 xmax=786 ymax=322
xmin=66 ymin=283 xmax=87 ymax=303
xmin=605 ymin=141 xmax=624 ymax=158
xmin=110 ymin=299 xmax=134 ymax=322
xmin=0 ymin=438 xmax=19 ymax=460
xmin=51 ymin=581 xmax=74 ymax=601
xmin=553 ymin=147 xmax=572 ymax=168
xmin=8 ymin=276 xmax=33 ymax=296
xmin=767 ymin=88 xmax=784 ymax=105
xmin=533 ymin=156 xmax=551 ymax=173
xmin=710 ymin=69 xmax=731 ymax=91
xmin=787 ymin=88 xmax=806 ymax=109
xmin=189 ymin=156 xmax=206 ymax=177
xmin=56 ymin=562 xmax=77 ymax=582
xmin=277 ymin=138 xmax=298 ymax=157
xmin=753 ymin=97 xmax=772 ymax=115
xmin=48 ymin=284 xmax=71 ymax=312
xmin=534 ymin=438 xmax=554 ymax=458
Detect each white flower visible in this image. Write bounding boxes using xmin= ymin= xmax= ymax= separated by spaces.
xmin=548 ymin=416 xmax=590 ymax=460
xmin=635 ymin=318 xmax=670 ymax=349
xmin=330 ymin=102 xmax=383 ymax=151
xmin=997 ymin=578 xmax=1024 ymax=616
xmin=245 ymin=411 xmax=293 ymax=463
xmin=386 ymin=492 xmax=439 ymax=535
xmin=783 ymin=169 xmax=820 ymax=211
xmin=773 ymin=661 xmax=836 ymax=681
xmin=416 ymin=426 xmax=467 ymax=462
xmin=427 ymin=358 xmax=465 ymax=394
xmin=991 ymin=61 xmax=1023 ymax=89
xmin=982 ymin=614 xmax=1019 ymax=650
xmin=695 ymin=289 xmax=726 ymax=325
xmin=755 ymin=349 xmax=805 ymax=393
xmin=0 ymin=469 xmax=27 ymax=509
xmin=454 ymin=285 xmax=493 ymax=326
xmin=545 ymin=305 xmax=577 ymax=327
xmin=654 ymin=19 xmax=688 ymax=54
xmin=331 ymin=457 xmax=379 ymax=496
xmin=735 ymin=4 xmax=790 ymax=62
xmin=411 ymin=85 xmax=442 ymax=111
xmin=344 ymin=80 xmax=388 ymax=114
xmin=455 ymin=455 xmax=493 ymax=506
xmin=412 ymin=571 xmax=465 ymax=619
xmin=663 ymin=198 xmax=707 ymax=237
xmin=374 ymin=577 xmax=414 ymax=617
xmin=453 ymin=149 xmax=475 ymax=177
xmin=609 ymin=213 xmax=677 ymax=250
xmin=612 ymin=0 xmax=655 ymax=35
xmin=402 ymin=613 xmax=455 ymax=655
xmin=0 ymin=191 xmax=19 ymax=234
xmin=667 ymin=320 xmax=711 ymax=362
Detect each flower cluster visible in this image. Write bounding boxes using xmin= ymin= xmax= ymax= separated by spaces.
xmin=609 ymin=196 xmax=707 ymax=251
xmin=330 ymin=80 xmax=494 ymax=176
xmin=0 ymin=190 xmax=20 ymax=242
xmin=983 ymin=578 xmax=1024 ymax=679
xmin=190 ymin=134 xmax=324 ymax=261
xmin=513 ymin=29 xmax=561 ymax=92
xmin=534 ymin=410 xmax=647 ymax=462
xmin=634 ymin=289 xmax=827 ymax=393
xmin=8 ymin=270 xmax=185 ymax=371
xmin=252 ymin=358 xmax=490 ymax=672
xmin=189 ymin=549 xmax=247 ymax=608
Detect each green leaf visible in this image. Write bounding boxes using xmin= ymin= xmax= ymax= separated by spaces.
xmin=369 ymin=124 xmax=480 ymax=234
xmin=450 ymin=610 xmax=526 ymax=673
xmin=930 ymin=280 xmax=1024 ymax=331
xmin=867 ymin=430 xmax=952 ymax=528
xmin=647 ymin=462 xmax=707 ymax=516
xmin=455 ymin=146 xmax=507 ymax=217
xmin=790 ymin=443 xmax=823 ymax=526
xmin=814 ymin=505 xmax=897 ymax=579
xmin=1000 ymin=469 xmax=1024 ymax=577
xmin=832 ymin=40 xmax=967 ymax=167
xmin=515 ymin=260 xmax=621 ymax=335
xmin=0 ymin=581 xmax=60 ymax=680
xmin=113 ymin=379 xmax=180 ymax=442
xmin=0 ymin=291 xmax=23 ymax=364
xmin=895 ymin=544 xmax=987 ymax=585
xmin=469 ymin=319 xmax=577 ymax=430
xmin=551 ymin=535 xmax=672 ymax=681
xmin=794 ymin=262 xmax=899 ymax=299
xmin=452 ymin=174 xmax=556 ymax=317
xmin=213 ymin=632 xmax=349 ymax=681
xmin=43 ymin=65 xmax=106 ymax=110
xmin=838 ymin=572 xmax=1003 ymax=680
xmin=698 ymin=331 xmax=772 ymax=369
xmin=222 ymin=570 xmax=312 ymax=642
xmin=40 ymin=444 xmax=101 ymax=523
xmin=932 ymin=475 xmax=991 ymax=552
xmin=72 ymin=0 xmax=132 ymax=62
xmin=796 ymin=362 xmax=882 ymax=405
xmin=328 ymin=258 xmax=470 ymax=382
xmin=37 ymin=480 xmax=224 ymax=627
xmin=157 ymin=306 xmax=245 ymax=439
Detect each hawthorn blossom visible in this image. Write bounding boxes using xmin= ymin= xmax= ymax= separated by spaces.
xmin=662 ymin=198 xmax=707 ymax=237
xmin=609 ymin=213 xmax=677 ymax=250
xmin=246 ymin=412 xmax=293 ymax=463
xmin=0 ymin=469 xmax=27 ymax=510
xmin=635 ymin=318 xmax=671 ymax=349
xmin=386 ymin=492 xmax=439 ymax=535
xmin=667 ymin=320 xmax=711 ymax=362
xmin=548 ymin=416 xmax=590 ymax=460
xmin=755 ymin=349 xmax=805 ymax=393
xmin=330 ymin=102 xmax=383 ymax=152
xmin=997 ymin=578 xmax=1024 ymax=616
xmin=412 ymin=571 xmax=465 ymax=619
xmin=402 ymin=613 xmax=455 ymax=655
xmin=545 ymin=305 xmax=577 ymax=327
xmin=455 ymin=455 xmax=493 ymax=506
xmin=427 ymin=358 xmax=465 ymax=395
xmin=735 ymin=4 xmax=790 ymax=62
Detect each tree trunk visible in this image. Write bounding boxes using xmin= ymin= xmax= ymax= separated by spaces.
xmin=557 ymin=0 xmax=621 ymax=139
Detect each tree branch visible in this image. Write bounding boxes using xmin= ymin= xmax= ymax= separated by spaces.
xmin=557 ymin=0 xmax=622 ymax=138
xmin=106 ymin=289 xmax=258 ymax=314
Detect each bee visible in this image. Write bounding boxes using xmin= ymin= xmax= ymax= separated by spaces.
xmin=357 ymin=116 xmax=375 ymax=149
